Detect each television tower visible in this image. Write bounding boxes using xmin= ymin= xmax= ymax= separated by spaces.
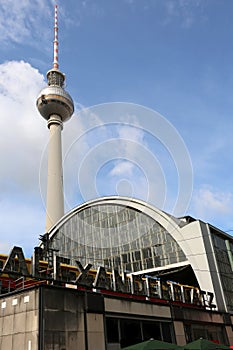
xmin=36 ymin=4 xmax=74 ymax=231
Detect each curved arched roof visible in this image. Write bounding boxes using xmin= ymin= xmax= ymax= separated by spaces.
xmin=48 ymin=196 xmax=182 ymax=237
xmin=47 ymin=197 xmax=193 ymax=274
xmin=48 ymin=196 xmax=195 ymax=262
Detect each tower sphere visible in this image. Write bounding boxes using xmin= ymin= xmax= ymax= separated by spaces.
xmin=36 ymin=69 xmax=74 ymax=123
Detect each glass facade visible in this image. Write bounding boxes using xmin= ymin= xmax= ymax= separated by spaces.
xmin=50 ymin=203 xmax=187 ymax=273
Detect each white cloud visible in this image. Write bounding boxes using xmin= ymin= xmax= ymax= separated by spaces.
xmin=0 ymin=60 xmax=48 ymax=252
xmin=115 ymin=123 xmax=146 ymax=161
xmin=0 ymin=60 xmax=46 ymax=193
xmin=117 ymin=123 xmax=144 ymax=142
xmin=108 ymin=123 xmax=146 ymax=179
xmin=192 ymin=185 xmax=233 ymax=224
xmin=110 ymin=160 xmax=135 ymax=177
xmin=0 ymin=0 xmax=53 ymax=46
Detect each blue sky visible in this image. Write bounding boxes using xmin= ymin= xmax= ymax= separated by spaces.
xmin=0 ymin=0 xmax=233 ymax=256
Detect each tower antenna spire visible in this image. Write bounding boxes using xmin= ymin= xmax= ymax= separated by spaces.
xmin=53 ymin=3 xmax=59 ymax=69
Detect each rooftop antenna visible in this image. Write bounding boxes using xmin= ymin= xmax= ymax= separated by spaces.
xmin=53 ymin=3 xmax=59 ymax=69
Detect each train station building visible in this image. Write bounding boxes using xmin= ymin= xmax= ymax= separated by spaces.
xmin=1 ymin=196 xmax=233 ymax=349
xmin=47 ymin=196 xmax=233 ymax=314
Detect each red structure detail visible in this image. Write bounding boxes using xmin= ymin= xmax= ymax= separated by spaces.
xmin=53 ymin=4 xmax=59 ymax=69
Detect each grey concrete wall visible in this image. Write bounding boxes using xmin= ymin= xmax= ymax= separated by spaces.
xmin=0 ymin=289 xmax=39 ymax=350
xmin=0 ymin=285 xmax=232 ymax=349
xmin=42 ymin=286 xmax=86 ymax=350
xmin=42 ymin=286 xmax=106 ymax=350
xmin=226 ymin=326 xmax=233 ymax=346
xmin=173 ymin=321 xmax=186 ymax=346
xmin=105 ymin=296 xmax=171 ymax=318
xmin=86 ymin=313 xmax=105 ymax=350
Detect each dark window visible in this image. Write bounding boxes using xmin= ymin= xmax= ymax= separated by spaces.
xmin=59 ymin=256 xmax=71 ymax=265
xmin=125 ymin=263 xmax=132 ymax=272
xmin=106 ymin=318 xmax=174 ymax=347
xmin=142 ymin=248 xmax=152 ymax=259
xmin=120 ymin=319 xmax=142 ymax=348
xmin=135 ymin=250 xmax=141 ymax=261
xmin=114 ymin=256 xmax=121 ymax=265
xmin=122 ymin=254 xmax=128 ymax=263
xmin=106 ymin=318 xmax=119 ymax=343
xmin=161 ymin=323 xmax=173 ymax=343
xmin=146 ymin=258 xmax=153 ymax=269
xmin=142 ymin=321 xmax=161 ymax=341
xmin=133 ymin=261 xmax=142 ymax=271
xmin=184 ymin=324 xmax=192 ymax=343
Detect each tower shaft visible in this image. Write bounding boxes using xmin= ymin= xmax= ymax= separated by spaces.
xmin=46 ymin=115 xmax=64 ymax=231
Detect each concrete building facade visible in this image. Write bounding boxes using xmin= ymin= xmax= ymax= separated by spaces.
xmin=0 ymin=284 xmax=232 ymax=350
